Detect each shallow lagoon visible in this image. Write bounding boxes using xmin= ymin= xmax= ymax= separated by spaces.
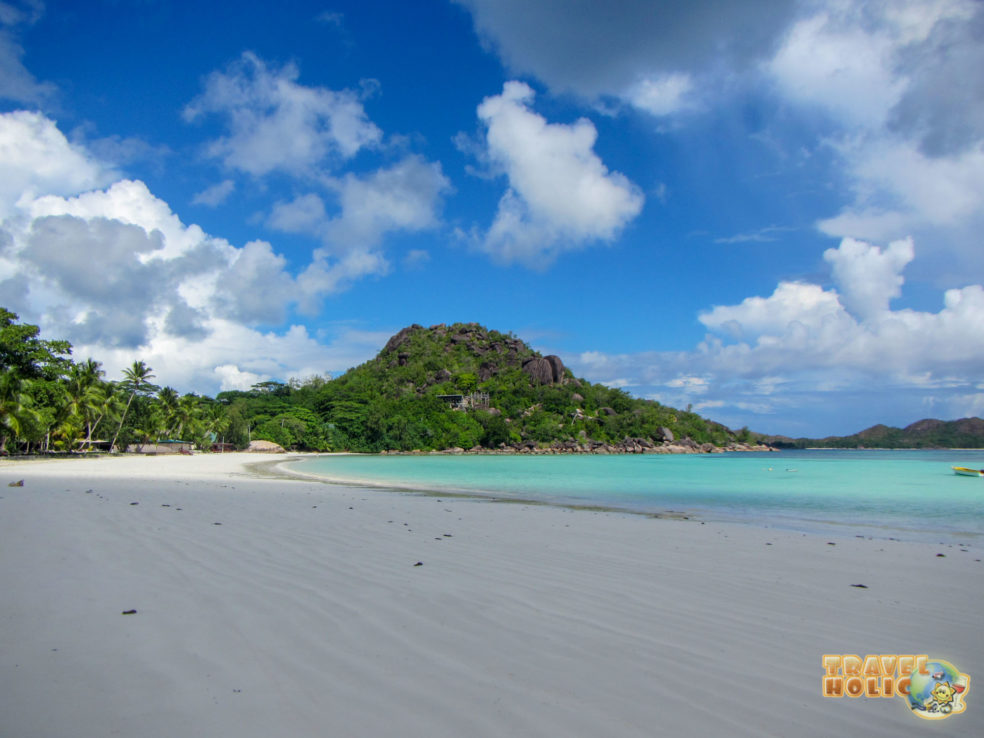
xmin=289 ymin=449 xmax=984 ymax=543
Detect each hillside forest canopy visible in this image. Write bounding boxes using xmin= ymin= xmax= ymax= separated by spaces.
xmin=0 ymin=311 xmax=771 ymax=455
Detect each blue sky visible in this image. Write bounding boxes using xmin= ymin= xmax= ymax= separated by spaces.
xmin=1 ymin=0 xmax=982 ymax=437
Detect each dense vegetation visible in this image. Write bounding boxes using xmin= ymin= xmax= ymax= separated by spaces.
xmin=0 ymin=308 xmax=337 ymax=453
xmin=1 ymin=312 xmax=746 ymax=454
xmin=309 ymin=322 xmax=739 ymax=452
xmin=762 ymin=418 xmax=984 ymax=449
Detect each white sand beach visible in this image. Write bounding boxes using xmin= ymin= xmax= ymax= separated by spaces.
xmin=1 ymin=453 xmax=980 ymax=737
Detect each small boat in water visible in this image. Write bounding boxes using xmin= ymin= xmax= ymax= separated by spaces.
xmin=952 ymin=466 xmax=984 ymax=477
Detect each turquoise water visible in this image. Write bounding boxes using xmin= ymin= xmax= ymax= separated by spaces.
xmin=287 ymin=450 xmax=984 ymax=543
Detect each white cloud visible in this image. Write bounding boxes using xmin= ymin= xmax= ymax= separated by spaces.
xmin=20 ymin=215 xmax=171 ymax=347
xmin=764 ymin=1 xmax=979 ymax=136
xmin=192 ymin=179 xmax=235 ymax=207
xmin=565 ymin=236 xmax=984 ymax=434
xmin=699 ymin=281 xmax=846 ymax=343
xmin=268 ymin=193 xmax=328 ymax=236
xmin=817 ymin=137 xmax=984 ymax=249
xmin=0 ymin=1 xmax=52 ymax=106
xmin=0 ymin=111 xmax=389 ymax=394
xmin=402 ymin=249 xmax=430 ymax=269
xmin=84 ymin=319 xmax=388 ymax=395
xmin=183 ymin=52 xmax=382 ymax=177
xmin=296 ymin=248 xmax=390 ymax=310
xmin=265 ymin=156 xmax=450 ymax=308
xmin=472 ymin=81 xmax=643 ymax=267
xmin=767 ymin=9 xmax=908 ymax=128
xmin=822 ymin=236 xmax=913 ymax=321
xmin=210 ymin=240 xmax=296 ymax=325
xmin=0 ymin=111 xmax=116 ymax=219
xmin=26 ymin=179 xmax=212 ymax=260
xmin=453 ymin=0 xmax=794 ymax=113
xmin=713 ymin=225 xmax=796 ymax=244
xmin=213 ymin=363 xmax=265 ymax=392
xmin=666 ymin=375 xmax=709 ymax=393
xmin=762 ymin=1 xmax=984 ymax=276
xmin=457 ymin=0 xmax=984 ymax=279
xmin=623 ymin=73 xmax=693 ymax=117
xmin=322 ymin=155 xmax=450 ymax=250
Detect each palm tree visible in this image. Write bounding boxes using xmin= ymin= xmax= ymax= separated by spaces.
xmin=0 ymin=372 xmax=35 ymax=454
xmin=157 ymin=386 xmax=179 ymax=436
xmin=110 ymin=361 xmax=156 ymax=452
xmin=172 ymin=394 xmax=201 ymax=441
xmin=66 ymin=359 xmax=107 ymax=451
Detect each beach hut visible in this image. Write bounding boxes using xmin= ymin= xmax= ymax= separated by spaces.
xmin=128 ymin=439 xmax=194 ymax=455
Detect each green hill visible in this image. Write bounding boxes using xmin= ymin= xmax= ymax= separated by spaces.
xmin=761 ymin=417 xmax=984 ymax=449
xmin=307 ymin=322 xmax=765 ymax=453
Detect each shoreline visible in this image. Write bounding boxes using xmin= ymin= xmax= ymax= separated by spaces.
xmin=1 ymin=453 xmax=981 ymax=736
xmin=273 ymin=451 xmax=984 ymax=546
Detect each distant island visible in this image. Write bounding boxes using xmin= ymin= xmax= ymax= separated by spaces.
xmin=759 ymin=417 xmax=984 ymax=449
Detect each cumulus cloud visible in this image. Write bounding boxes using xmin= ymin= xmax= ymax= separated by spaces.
xmin=210 ymin=239 xmax=296 ymax=325
xmin=764 ymin=1 xmax=984 ymax=273
xmin=453 ymin=0 xmax=794 ymax=112
xmin=268 ymin=193 xmax=328 ymax=236
xmin=457 ymin=0 xmax=984 ymax=279
xmin=767 ymin=9 xmax=908 ymax=129
xmin=817 ymin=137 xmax=984 ymax=256
xmin=471 ymin=81 xmax=643 ymax=267
xmin=822 ymin=236 xmax=913 ymax=321
xmin=296 ymin=249 xmax=390 ymax=310
xmin=565 ymin=236 xmax=984 ymax=435
xmin=191 ymin=179 xmax=235 ymax=207
xmin=697 ymin=236 xmax=982 ymax=377
xmin=0 ymin=111 xmax=116 ymax=219
xmin=266 ymin=156 xmax=450 ymax=307
xmin=20 ymin=215 xmax=169 ymax=347
xmin=183 ymin=52 xmax=382 ymax=177
xmin=886 ymin=0 xmax=984 ymax=157
xmin=0 ymin=110 xmax=388 ymax=394
xmin=623 ymin=73 xmax=694 ymax=117
xmin=321 ymin=155 xmax=450 ymax=251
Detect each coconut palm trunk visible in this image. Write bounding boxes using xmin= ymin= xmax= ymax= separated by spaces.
xmin=110 ymin=361 xmax=155 ymax=452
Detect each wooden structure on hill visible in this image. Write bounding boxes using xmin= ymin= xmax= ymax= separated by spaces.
xmin=437 ymin=392 xmax=491 ymax=410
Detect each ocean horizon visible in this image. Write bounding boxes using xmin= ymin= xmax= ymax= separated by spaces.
xmin=287 ymin=449 xmax=984 ymax=544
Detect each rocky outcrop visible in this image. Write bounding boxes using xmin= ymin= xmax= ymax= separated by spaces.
xmin=522 ymin=355 xmax=566 ymax=385
xmin=382 ymin=324 xmax=423 ymax=354
xmin=546 ymin=355 xmax=565 ymax=382
xmin=387 ymin=437 xmax=775 ymax=456
xmin=521 ymin=357 xmax=553 ymax=384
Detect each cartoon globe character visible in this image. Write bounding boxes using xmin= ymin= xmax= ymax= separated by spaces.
xmin=907 ymin=660 xmax=969 ymax=719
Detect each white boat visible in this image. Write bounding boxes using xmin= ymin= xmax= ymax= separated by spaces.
xmin=952 ymin=466 xmax=984 ymax=477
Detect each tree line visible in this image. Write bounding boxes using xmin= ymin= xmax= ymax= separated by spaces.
xmin=0 ymin=308 xmax=332 ymax=454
